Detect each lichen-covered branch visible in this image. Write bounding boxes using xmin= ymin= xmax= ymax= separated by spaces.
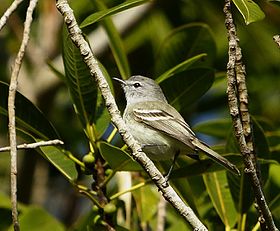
xmin=0 ymin=0 xmax=24 ymax=31
xmin=56 ymin=0 xmax=207 ymax=230
xmin=223 ymin=1 xmax=278 ymax=230
xmin=0 ymin=140 xmax=64 ymax=152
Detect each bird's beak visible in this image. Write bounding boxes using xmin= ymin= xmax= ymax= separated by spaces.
xmin=113 ymin=77 xmax=126 ymax=86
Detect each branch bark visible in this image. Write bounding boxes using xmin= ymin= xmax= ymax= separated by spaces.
xmin=0 ymin=0 xmax=24 ymax=31
xmin=56 ymin=0 xmax=207 ymax=230
xmin=223 ymin=1 xmax=278 ymax=230
xmin=0 ymin=140 xmax=64 ymax=152
xmin=7 ymin=0 xmax=38 ymax=230
xmin=273 ymin=35 xmax=280 ymax=48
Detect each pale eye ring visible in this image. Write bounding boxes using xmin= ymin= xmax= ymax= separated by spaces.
xmin=133 ymin=82 xmax=141 ymax=88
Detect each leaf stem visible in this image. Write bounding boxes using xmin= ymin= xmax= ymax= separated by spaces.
xmin=110 ymin=180 xmax=151 ymax=200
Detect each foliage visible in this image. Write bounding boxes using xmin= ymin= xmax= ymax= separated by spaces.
xmin=0 ymin=0 xmax=280 ymax=230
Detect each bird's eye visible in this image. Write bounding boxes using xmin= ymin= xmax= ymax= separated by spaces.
xmin=133 ymin=82 xmax=141 ymax=88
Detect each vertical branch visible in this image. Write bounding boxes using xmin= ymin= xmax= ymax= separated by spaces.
xmin=223 ymin=1 xmax=278 ymax=231
xmin=56 ymin=0 xmax=207 ymax=230
xmin=8 ymin=0 xmax=38 ymax=230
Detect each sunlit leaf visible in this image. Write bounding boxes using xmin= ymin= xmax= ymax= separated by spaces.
xmin=232 ymin=0 xmax=265 ymax=25
xmin=39 ymin=144 xmax=78 ymax=181
xmin=132 ymin=185 xmax=159 ymax=222
xmin=203 ymin=172 xmax=237 ymax=228
xmin=80 ymin=0 xmax=150 ymax=28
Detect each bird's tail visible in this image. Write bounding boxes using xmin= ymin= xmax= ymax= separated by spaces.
xmin=191 ymin=139 xmax=240 ymax=175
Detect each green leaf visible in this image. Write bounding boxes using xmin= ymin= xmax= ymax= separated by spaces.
xmin=154 ymin=23 xmax=216 ymax=76
xmin=132 ymin=185 xmax=159 ymax=222
xmin=8 ymin=206 xmax=65 ymax=231
xmin=193 ymin=119 xmax=232 ymax=139
xmin=156 ymin=53 xmax=207 ymax=83
xmin=62 ymin=27 xmax=98 ymax=127
xmin=47 ymin=62 xmax=66 ymax=82
xmin=0 ymin=81 xmax=58 ymax=140
xmin=0 ymin=82 xmax=78 ymax=182
xmin=203 ymin=172 xmax=237 ymax=228
xmin=232 ymin=0 xmax=265 ymax=25
xmin=93 ymin=0 xmax=130 ymax=79
xmin=98 ymin=141 xmax=142 ymax=171
xmin=80 ymin=0 xmax=150 ymax=28
xmin=159 ymin=68 xmax=214 ymax=113
xmin=39 ymin=144 xmax=78 ymax=181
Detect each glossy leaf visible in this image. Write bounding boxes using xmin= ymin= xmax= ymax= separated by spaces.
xmin=159 ymin=68 xmax=214 ymax=113
xmin=156 ymin=53 xmax=207 ymax=83
xmin=232 ymin=0 xmax=265 ymax=25
xmin=0 ymin=81 xmax=58 ymax=140
xmin=8 ymin=207 xmax=65 ymax=231
xmin=98 ymin=141 xmax=142 ymax=171
xmin=0 ymin=82 xmax=78 ymax=181
xmin=39 ymin=144 xmax=78 ymax=181
xmin=93 ymin=0 xmax=131 ymax=79
xmin=154 ymin=23 xmax=216 ymax=76
xmin=80 ymin=0 xmax=150 ymax=28
xmin=193 ymin=119 xmax=232 ymax=139
xmin=203 ymin=172 xmax=237 ymax=228
xmin=62 ymin=27 xmax=97 ymax=127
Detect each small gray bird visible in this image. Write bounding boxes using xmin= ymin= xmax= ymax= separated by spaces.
xmin=114 ymin=75 xmax=240 ymax=176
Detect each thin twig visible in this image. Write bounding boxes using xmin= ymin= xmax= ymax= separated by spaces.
xmin=223 ymin=1 xmax=278 ymax=231
xmin=0 ymin=139 xmax=64 ymax=152
xmin=56 ymin=1 xmax=207 ymax=230
xmin=7 ymin=0 xmax=38 ymax=230
xmin=0 ymin=0 xmax=24 ymax=31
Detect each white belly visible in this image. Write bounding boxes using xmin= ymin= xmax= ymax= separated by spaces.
xmin=126 ymin=121 xmax=182 ymax=161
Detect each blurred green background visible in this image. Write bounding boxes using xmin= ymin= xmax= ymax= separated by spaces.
xmin=0 ymin=0 xmax=279 ymax=230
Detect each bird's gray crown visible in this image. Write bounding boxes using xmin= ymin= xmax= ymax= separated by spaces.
xmin=121 ymin=75 xmax=167 ymax=105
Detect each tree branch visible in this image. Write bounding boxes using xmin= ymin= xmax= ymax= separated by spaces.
xmin=0 ymin=140 xmax=64 ymax=152
xmin=273 ymin=35 xmax=280 ymax=48
xmin=7 ymin=0 xmax=38 ymax=230
xmin=56 ymin=0 xmax=207 ymax=230
xmin=0 ymin=0 xmax=24 ymax=31
xmin=223 ymin=1 xmax=278 ymax=230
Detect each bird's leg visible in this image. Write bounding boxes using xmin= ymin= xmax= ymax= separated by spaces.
xmin=164 ymin=151 xmax=179 ymax=185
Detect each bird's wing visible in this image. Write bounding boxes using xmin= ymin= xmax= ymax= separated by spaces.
xmin=132 ymin=102 xmax=240 ymax=175
xmin=132 ymin=103 xmax=196 ymax=149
